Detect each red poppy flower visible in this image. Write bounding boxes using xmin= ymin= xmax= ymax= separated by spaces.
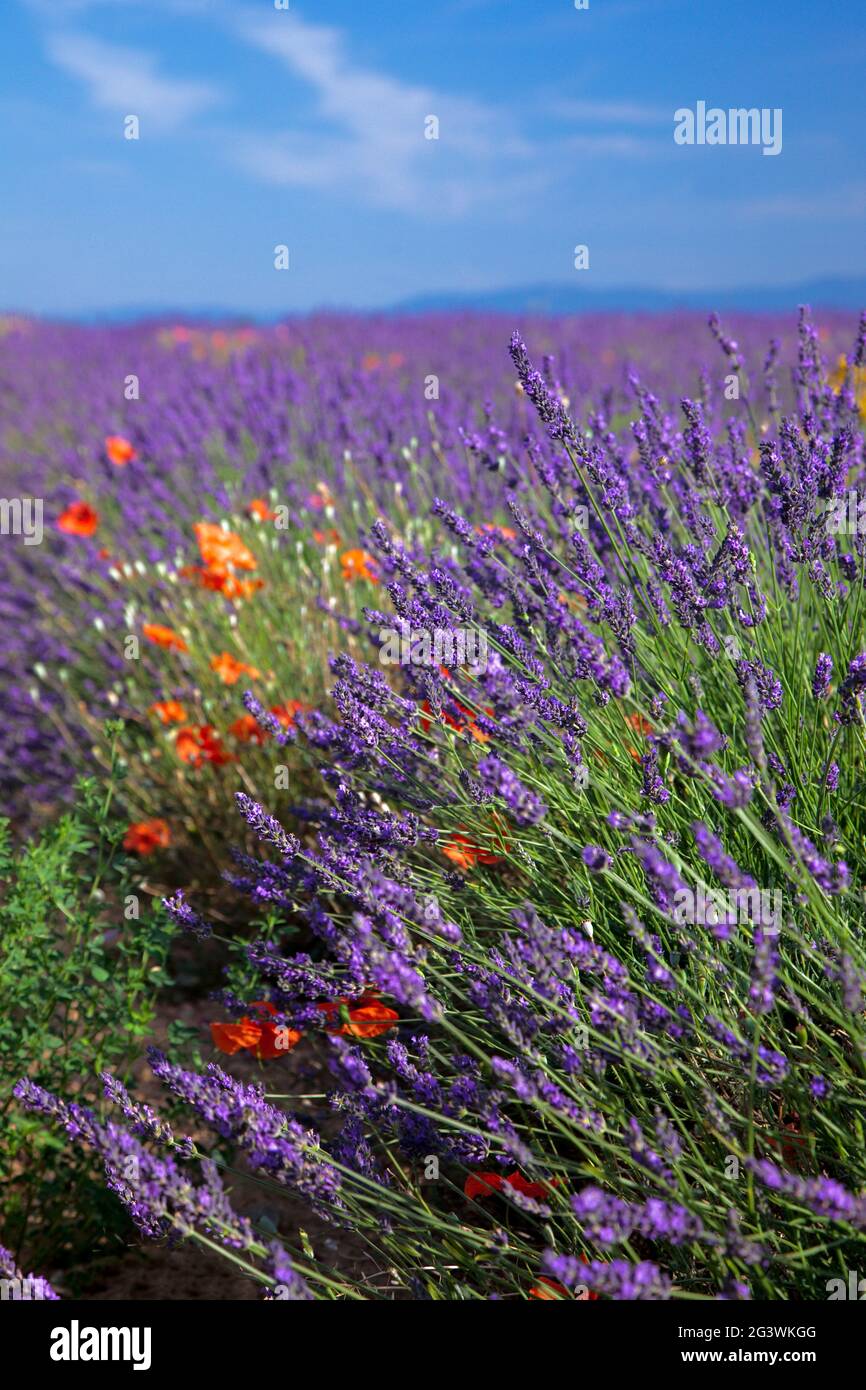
xmin=765 ymin=1111 xmax=809 ymax=1170
xmin=419 ymin=698 xmax=492 ymax=744
xmin=175 ymin=725 xmax=235 ymax=767
xmin=123 ymin=819 xmax=171 ymax=854
xmin=210 ymin=1001 xmax=301 ymax=1060
xmin=529 ymin=1278 xmax=572 ymax=1300
xmin=57 ymin=501 xmax=99 ymax=537
xmin=442 ymin=829 xmax=506 ymax=871
xmin=464 ymin=1170 xmax=556 ymax=1201
xmin=530 ymin=1256 xmax=598 ymax=1301
xmin=229 ymin=714 xmax=269 ymax=744
xmin=270 ymin=700 xmax=307 ymax=728
xmin=316 ymin=996 xmax=399 ymax=1038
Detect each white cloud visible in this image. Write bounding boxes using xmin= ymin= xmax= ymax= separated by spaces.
xmin=231 ymin=12 xmax=537 ymax=215
xmin=736 ymin=183 xmax=866 ymax=222
xmin=26 ymin=0 xmax=212 ymax=14
xmin=563 ymin=131 xmax=662 ymax=157
xmin=44 ymin=32 xmax=223 ymax=131
xmin=552 ymin=98 xmax=669 ymax=126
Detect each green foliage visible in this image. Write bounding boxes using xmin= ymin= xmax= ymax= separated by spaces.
xmin=0 ymin=732 xmax=172 ymax=1270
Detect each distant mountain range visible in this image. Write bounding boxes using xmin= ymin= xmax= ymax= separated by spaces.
xmin=392 ymin=277 xmax=866 ymax=315
xmin=17 ymin=276 xmax=866 ymax=324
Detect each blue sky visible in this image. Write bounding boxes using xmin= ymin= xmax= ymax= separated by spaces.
xmin=1 ymin=0 xmax=864 ymax=314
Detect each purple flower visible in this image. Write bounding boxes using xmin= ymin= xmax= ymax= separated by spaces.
xmin=0 ymin=1245 xmax=59 ymax=1300
xmin=749 ymin=927 xmax=779 ymax=1015
xmin=163 ymin=889 xmax=213 ymax=940
xmin=265 ymin=1242 xmax=312 ymax=1301
xmin=812 ymin=653 xmax=833 ymax=699
xmin=837 ymin=653 xmax=866 ymax=725
xmin=750 ymin=1159 xmax=866 ymax=1227
xmin=147 ymin=1050 xmax=342 ymax=1210
xmin=543 ymin=1249 xmax=671 ymax=1300
xmin=639 ymin=742 xmax=670 ymax=804
xmin=475 ymin=754 xmax=547 ymax=826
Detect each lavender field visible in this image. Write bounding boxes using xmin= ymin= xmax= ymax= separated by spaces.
xmin=2 ymin=0 xmax=866 ymax=1354
xmin=3 ymin=305 xmax=866 ymax=1316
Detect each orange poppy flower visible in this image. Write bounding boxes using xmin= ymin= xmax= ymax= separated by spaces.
xmin=211 ymin=1001 xmax=301 ymax=1060
xmin=194 ymin=521 xmax=257 ymax=572
xmin=149 ymin=699 xmax=187 ymax=725
xmin=361 ymin=352 xmax=381 ymax=372
xmin=419 ymin=699 xmax=491 ymax=744
xmin=464 ymin=1170 xmax=556 ymax=1201
xmin=443 ymin=831 xmax=503 ymax=871
xmin=123 ymin=819 xmax=171 ymax=854
xmin=57 ymin=501 xmax=99 ymax=537
xmin=474 ymin=523 xmax=518 ymax=541
xmin=211 ymin=993 xmax=394 ymax=1060
xmin=229 ymin=713 xmax=269 ymax=744
xmin=340 ymin=548 xmax=378 ymax=584
xmin=625 ymin=712 xmax=653 ymax=737
xmin=316 ymin=996 xmax=399 ymax=1039
xmin=143 ymin=623 xmax=188 ymax=653
xmin=181 ymin=563 xmax=264 ymax=600
xmin=210 ymin=651 xmax=261 ymax=686
xmin=313 ymin=528 xmax=341 ymax=545
xmin=209 ymin=1018 xmax=262 ymax=1055
xmin=175 ymin=725 xmax=235 ymax=767
xmin=105 ymin=434 xmax=137 ymax=466
xmin=624 ymin=711 xmax=652 ymax=761
xmin=270 ymin=700 xmax=307 ymax=728
xmin=248 ymin=498 xmax=277 ymax=521
xmin=216 ymin=573 xmax=264 ymax=600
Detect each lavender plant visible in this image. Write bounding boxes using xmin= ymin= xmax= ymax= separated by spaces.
xmin=14 ymin=310 xmax=866 ymax=1300
xmin=2 ymin=312 xmax=856 ymax=836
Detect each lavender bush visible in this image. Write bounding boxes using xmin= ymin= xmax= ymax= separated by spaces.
xmin=14 ymin=308 xmax=866 ymax=1300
